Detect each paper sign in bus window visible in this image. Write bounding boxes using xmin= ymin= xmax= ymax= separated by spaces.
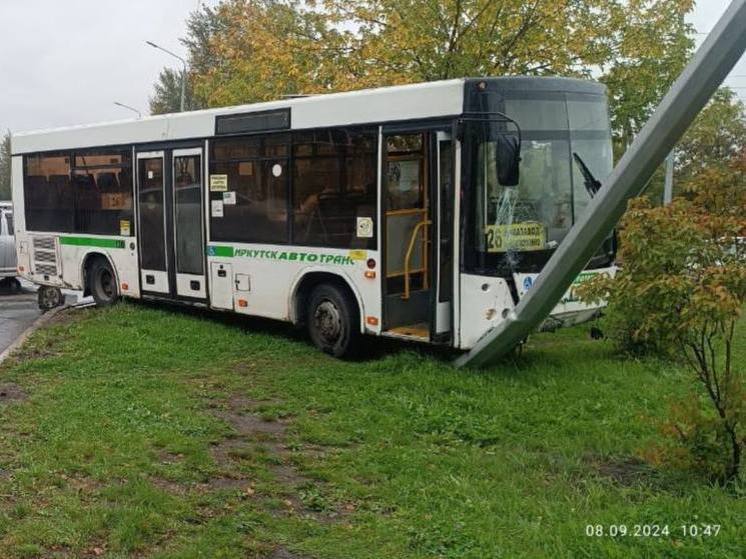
xmin=356 ymin=217 xmax=374 ymax=238
xmin=210 ymin=174 xmax=228 ymax=191
xmin=485 ymin=221 xmax=546 ymax=253
xmin=223 ymin=191 xmax=236 ymax=205
xmin=211 ymin=200 xmax=224 ymax=217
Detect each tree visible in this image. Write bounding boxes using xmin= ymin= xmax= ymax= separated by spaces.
xmin=149 ymin=67 xmax=201 ymax=115
xmin=580 ymin=185 xmax=746 ymax=483
xmin=192 ymin=0 xmax=350 ymax=106
xmin=601 ymin=0 xmax=694 ymax=151
xmin=643 ymin=87 xmax=746 ymax=203
xmin=325 ymin=0 xmax=613 ymax=86
xmin=149 ymin=3 xmax=233 ymax=114
xmin=676 ymin=88 xmax=746 ymax=186
xmin=0 ymin=131 xmax=11 ymax=201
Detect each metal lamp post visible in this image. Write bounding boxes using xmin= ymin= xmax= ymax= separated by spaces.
xmin=113 ymin=101 xmax=142 ymax=119
xmin=146 ymin=40 xmax=187 ymax=112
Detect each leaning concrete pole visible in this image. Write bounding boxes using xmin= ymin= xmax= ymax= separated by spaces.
xmin=456 ymin=0 xmax=746 ymax=368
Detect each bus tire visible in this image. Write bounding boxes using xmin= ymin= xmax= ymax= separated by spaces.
xmin=89 ymin=258 xmax=119 ymax=307
xmin=38 ymin=285 xmax=63 ymax=311
xmin=307 ymin=283 xmax=359 ymax=358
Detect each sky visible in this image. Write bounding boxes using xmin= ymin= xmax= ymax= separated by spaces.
xmin=0 ymin=0 xmax=743 ymax=135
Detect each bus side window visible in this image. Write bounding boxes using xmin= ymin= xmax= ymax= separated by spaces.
xmin=72 ymin=149 xmax=134 ymax=236
xmin=23 ymin=153 xmax=75 ymax=233
xmin=209 ymin=134 xmax=290 ymax=244
xmin=291 ymin=127 xmax=377 ymax=249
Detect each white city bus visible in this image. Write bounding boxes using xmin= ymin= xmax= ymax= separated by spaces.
xmin=11 ymin=77 xmax=616 ymax=356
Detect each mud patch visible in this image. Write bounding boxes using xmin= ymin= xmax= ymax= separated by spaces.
xmin=150 ymin=475 xmax=253 ymax=496
xmin=0 ymin=383 xmax=27 ymax=404
xmin=198 ymin=476 xmax=251 ymax=492
xmin=587 ymin=455 xmax=657 ymax=486
xmin=269 ymin=464 xmax=308 ymax=486
xmin=63 ymin=474 xmax=105 ymax=494
xmin=206 ymin=392 xmax=347 ymax=522
xmin=214 ymin=409 xmax=288 ymax=437
xmin=46 ymin=306 xmax=84 ymax=327
xmin=268 ymin=546 xmax=312 ymax=559
xmin=150 ymin=476 xmax=190 ymax=495
xmin=156 ymin=449 xmax=184 ymax=464
xmin=210 ymin=437 xmax=255 ymax=464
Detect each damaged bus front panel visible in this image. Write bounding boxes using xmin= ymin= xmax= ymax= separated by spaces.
xmin=457 ymin=78 xmax=616 ymax=348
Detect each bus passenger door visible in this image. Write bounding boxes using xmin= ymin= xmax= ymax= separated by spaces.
xmin=381 ymin=128 xmax=454 ymax=342
xmin=136 ymin=151 xmax=169 ymax=294
xmin=382 ymin=132 xmax=431 ymax=339
xmin=171 ymin=148 xmax=206 ymax=299
xmin=136 ymin=147 xmax=207 ymax=301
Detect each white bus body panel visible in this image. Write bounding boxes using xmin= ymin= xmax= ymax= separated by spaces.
xmin=205 ymin=244 xmax=381 ymax=334
xmin=458 ymin=275 xmax=516 ymax=349
xmin=457 ymin=267 xmax=617 ymax=350
xmin=209 ymin=262 xmax=234 ymax=310
xmin=13 ymin=231 xmax=140 ymax=297
xmin=140 ymin=270 xmax=169 ymax=295
xmin=514 ymin=267 xmax=617 ymax=328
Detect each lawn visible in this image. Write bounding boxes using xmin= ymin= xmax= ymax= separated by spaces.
xmin=0 ymin=302 xmax=743 ymax=558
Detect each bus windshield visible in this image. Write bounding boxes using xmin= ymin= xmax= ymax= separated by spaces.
xmin=465 ymin=91 xmax=614 ymax=275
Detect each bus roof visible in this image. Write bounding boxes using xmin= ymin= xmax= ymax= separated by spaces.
xmin=11 ymin=76 xmax=603 ymax=155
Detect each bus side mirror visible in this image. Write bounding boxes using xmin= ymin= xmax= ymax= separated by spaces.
xmin=497 ymin=135 xmax=520 ymax=186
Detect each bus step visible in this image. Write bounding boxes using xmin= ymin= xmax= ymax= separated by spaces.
xmin=384 ymin=323 xmax=430 ymax=341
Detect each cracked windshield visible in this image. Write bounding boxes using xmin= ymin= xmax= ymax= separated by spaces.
xmin=476 ymin=93 xmax=613 ymax=273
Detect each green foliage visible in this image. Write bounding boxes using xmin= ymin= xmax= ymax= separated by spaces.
xmin=149 ymin=68 xmax=202 ymax=115
xmin=644 ymin=88 xmax=746 ymax=203
xmin=601 ymin=0 xmax=694 ymax=148
xmin=676 ymin=88 xmax=746 ymax=185
xmin=580 ymin=194 xmax=746 ymax=483
xmin=0 ymin=130 xmax=11 ymax=201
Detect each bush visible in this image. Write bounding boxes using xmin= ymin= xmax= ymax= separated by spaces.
xmin=579 ymin=188 xmax=745 ymax=483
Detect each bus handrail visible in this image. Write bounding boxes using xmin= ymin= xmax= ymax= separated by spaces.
xmin=402 ymin=219 xmax=431 ymax=300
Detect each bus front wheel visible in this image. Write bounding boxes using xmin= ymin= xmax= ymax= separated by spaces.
xmin=89 ymin=258 xmax=119 ymax=307
xmin=307 ymin=284 xmax=359 ymax=358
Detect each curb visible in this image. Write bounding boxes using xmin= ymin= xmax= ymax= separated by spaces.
xmin=0 ymin=304 xmax=69 ymax=366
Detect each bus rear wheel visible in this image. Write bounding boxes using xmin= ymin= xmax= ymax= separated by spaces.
xmin=89 ymin=258 xmax=119 ymax=307
xmin=307 ymin=284 xmax=359 ymax=358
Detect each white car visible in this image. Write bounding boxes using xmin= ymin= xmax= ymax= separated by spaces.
xmin=0 ymin=202 xmax=18 ymax=284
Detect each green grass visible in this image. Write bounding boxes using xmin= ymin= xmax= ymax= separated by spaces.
xmin=0 ymin=302 xmax=744 ymax=558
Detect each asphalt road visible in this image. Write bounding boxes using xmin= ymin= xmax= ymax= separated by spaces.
xmin=0 ymin=280 xmax=92 ymax=355
xmin=0 ymin=287 xmax=41 ymax=355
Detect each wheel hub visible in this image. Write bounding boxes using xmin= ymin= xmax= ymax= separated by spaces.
xmin=100 ymin=269 xmax=114 ymax=298
xmin=314 ymin=300 xmax=342 ymax=344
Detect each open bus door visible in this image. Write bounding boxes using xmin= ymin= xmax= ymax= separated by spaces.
xmin=381 ymin=127 xmax=454 ymax=342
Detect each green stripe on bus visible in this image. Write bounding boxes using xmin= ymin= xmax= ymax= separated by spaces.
xmin=207 ymin=245 xmax=234 ymax=257
xmin=60 ymin=236 xmax=126 ymax=249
